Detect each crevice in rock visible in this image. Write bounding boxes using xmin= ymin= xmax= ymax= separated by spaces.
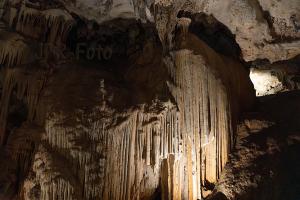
xmin=262 ymin=10 xmax=300 ymax=43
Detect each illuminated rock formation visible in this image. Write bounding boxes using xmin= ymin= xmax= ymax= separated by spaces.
xmin=0 ymin=0 xmax=298 ymax=200
xmin=250 ymin=59 xmax=300 ymax=96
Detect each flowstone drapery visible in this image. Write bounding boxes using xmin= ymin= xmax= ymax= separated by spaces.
xmin=0 ymin=2 xmax=256 ymax=200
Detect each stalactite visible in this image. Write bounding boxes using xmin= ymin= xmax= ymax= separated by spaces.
xmin=0 ymin=66 xmax=47 ymax=145
xmin=1 ymin=64 xmax=182 ymax=200
xmin=0 ymin=0 xmax=6 ymax=17
xmin=177 ymin=18 xmax=191 ymax=39
xmin=164 ymin=28 xmax=254 ymax=198
xmin=38 ymin=100 xmax=182 ymax=200
xmin=2 ymin=123 xmax=43 ymax=200
xmin=0 ymin=30 xmax=31 ymax=67
xmin=14 ymin=31 xmax=253 ymax=199
xmin=0 ymin=7 xmax=255 ymax=198
xmin=15 ymin=5 xmax=74 ymax=45
xmin=2 ymin=6 xmax=18 ymax=27
xmin=29 ymin=144 xmax=78 ymax=200
xmin=0 ymin=33 xmax=254 ymax=200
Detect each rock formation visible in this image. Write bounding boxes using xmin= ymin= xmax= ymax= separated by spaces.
xmin=0 ymin=0 xmax=299 ymax=200
xmin=250 ymin=57 xmax=300 ymax=96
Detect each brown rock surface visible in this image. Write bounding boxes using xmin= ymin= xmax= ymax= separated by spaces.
xmin=0 ymin=0 xmax=299 ymax=200
xmin=208 ymin=91 xmax=300 ymax=200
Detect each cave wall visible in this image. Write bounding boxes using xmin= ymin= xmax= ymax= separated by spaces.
xmin=250 ymin=58 xmax=300 ymax=96
xmin=0 ymin=1 xmax=270 ymax=200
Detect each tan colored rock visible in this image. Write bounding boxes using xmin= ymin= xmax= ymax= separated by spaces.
xmin=0 ymin=1 xmax=266 ymax=200
xmin=250 ymin=60 xmax=300 ymax=96
xmin=0 ymin=29 xmax=32 ymax=67
xmin=0 ymin=30 xmax=255 ymax=200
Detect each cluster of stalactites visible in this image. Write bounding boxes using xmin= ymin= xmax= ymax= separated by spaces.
xmin=0 ymin=0 xmax=7 ymax=17
xmin=13 ymin=4 xmax=74 ymax=45
xmin=0 ymin=67 xmax=47 ymax=145
xmin=167 ymin=49 xmax=232 ymax=199
xmin=0 ymin=30 xmax=32 ymax=67
xmin=21 ymin=100 xmax=183 ymax=200
xmin=18 ymin=44 xmax=241 ymax=200
xmin=0 ymin=3 xmax=74 ymax=68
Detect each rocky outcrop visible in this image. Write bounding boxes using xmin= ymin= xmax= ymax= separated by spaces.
xmin=250 ymin=58 xmax=300 ymax=96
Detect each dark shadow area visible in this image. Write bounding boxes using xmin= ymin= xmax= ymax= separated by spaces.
xmin=258 ymin=90 xmax=300 ymax=131
xmin=235 ymin=142 xmax=300 ymax=200
xmin=206 ymin=192 xmax=229 ymax=200
xmin=210 ymin=89 xmax=300 ymax=200
xmin=66 ymin=17 xmax=161 ymax=65
xmin=177 ymin=11 xmax=242 ymax=61
xmin=4 ymin=90 xmax=28 ymax=145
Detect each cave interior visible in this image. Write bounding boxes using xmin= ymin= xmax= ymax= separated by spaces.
xmin=0 ymin=0 xmax=299 ymax=200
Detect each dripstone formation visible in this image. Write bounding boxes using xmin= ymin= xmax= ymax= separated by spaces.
xmin=0 ymin=0 xmax=299 ymax=200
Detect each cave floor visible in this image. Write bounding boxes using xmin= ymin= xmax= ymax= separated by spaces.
xmin=207 ymin=90 xmax=300 ymax=200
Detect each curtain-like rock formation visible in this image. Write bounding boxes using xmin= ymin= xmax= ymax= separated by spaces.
xmin=164 ymin=27 xmax=254 ymax=198
xmin=0 ymin=1 xmax=258 ymax=200
xmin=0 ymin=29 xmax=32 ymax=67
xmin=14 ymin=5 xmax=74 ymax=44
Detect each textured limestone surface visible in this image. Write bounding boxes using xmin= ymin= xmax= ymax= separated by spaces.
xmin=0 ymin=0 xmax=299 ymax=200
xmin=0 ymin=2 xmax=256 ymax=199
xmin=47 ymin=0 xmax=300 ymax=63
xmin=0 ymin=32 xmax=254 ymax=200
